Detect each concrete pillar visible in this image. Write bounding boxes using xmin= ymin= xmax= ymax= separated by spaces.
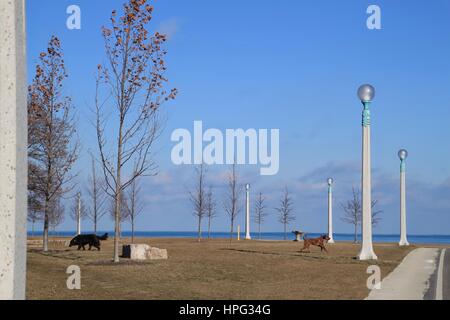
xmin=399 ymin=157 xmax=409 ymax=246
xmin=0 ymin=0 xmax=27 ymax=300
xmin=358 ymin=102 xmax=377 ymax=260
xmin=245 ymin=184 xmax=251 ymax=240
xmin=327 ymin=179 xmax=335 ymax=243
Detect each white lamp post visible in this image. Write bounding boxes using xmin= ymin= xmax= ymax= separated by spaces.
xmin=245 ymin=184 xmax=251 ymax=240
xmin=357 ymin=84 xmax=378 ymax=260
xmin=0 ymin=0 xmax=27 ymax=300
xmin=77 ymin=192 xmax=82 ymax=235
xmin=327 ymin=178 xmax=335 ymax=243
xmin=398 ymin=149 xmax=409 ymax=246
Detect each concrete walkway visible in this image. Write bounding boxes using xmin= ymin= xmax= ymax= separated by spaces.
xmin=443 ymin=249 xmax=450 ymax=300
xmin=367 ymin=248 xmax=441 ymax=300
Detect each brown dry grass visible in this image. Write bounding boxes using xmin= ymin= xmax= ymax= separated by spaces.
xmin=26 ymin=237 xmax=415 ymax=300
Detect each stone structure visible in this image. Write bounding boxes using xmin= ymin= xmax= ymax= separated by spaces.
xmin=122 ymin=244 xmax=168 ymax=260
xmin=0 ymin=0 xmax=27 ymax=300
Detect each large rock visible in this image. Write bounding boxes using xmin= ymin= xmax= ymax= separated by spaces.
xmin=122 ymin=244 xmax=150 ymax=260
xmin=122 ymin=244 xmax=168 ymax=260
xmin=147 ymin=247 xmax=168 ymax=260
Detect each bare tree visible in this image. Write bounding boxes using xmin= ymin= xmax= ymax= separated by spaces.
xmin=341 ymin=187 xmax=361 ymax=243
xmin=341 ymin=187 xmax=383 ymax=243
xmin=371 ymin=200 xmax=383 ymax=227
xmin=224 ymin=164 xmax=241 ymax=242
xmin=126 ymin=174 xmax=144 ymax=243
xmin=275 ymin=187 xmax=295 ymax=240
xmin=70 ymin=192 xmax=88 ymax=235
xmin=86 ymin=154 xmax=107 ymax=233
xmin=189 ymin=165 xmax=207 ymax=242
xmin=95 ymin=0 xmax=177 ymax=262
xmin=253 ymin=192 xmax=268 ymax=240
xmin=205 ymin=186 xmax=217 ymax=240
xmin=28 ymin=36 xmax=79 ymax=251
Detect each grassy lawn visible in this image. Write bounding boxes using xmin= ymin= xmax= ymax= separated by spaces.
xmin=26 ymin=237 xmax=415 ymax=300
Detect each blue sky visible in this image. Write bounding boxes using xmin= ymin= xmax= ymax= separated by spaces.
xmin=27 ymin=0 xmax=450 ymax=235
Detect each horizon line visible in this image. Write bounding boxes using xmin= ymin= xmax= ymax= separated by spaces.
xmin=27 ymin=230 xmax=450 ymax=237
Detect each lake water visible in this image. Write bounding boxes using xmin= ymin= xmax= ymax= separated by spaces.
xmin=28 ymin=231 xmax=450 ymax=245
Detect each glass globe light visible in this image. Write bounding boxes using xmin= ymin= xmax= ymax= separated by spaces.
xmin=357 ymin=84 xmax=376 ymax=102
xmin=246 ymin=183 xmax=250 ymax=191
xmin=398 ymin=149 xmax=408 ymax=161
xmin=327 ymin=178 xmax=334 ymax=186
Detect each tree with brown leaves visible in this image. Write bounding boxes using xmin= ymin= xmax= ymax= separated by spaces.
xmin=28 ymin=36 xmax=79 ymax=252
xmin=95 ymin=0 xmax=177 ymax=262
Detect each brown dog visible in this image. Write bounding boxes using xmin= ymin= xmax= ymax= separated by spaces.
xmin=300 ymin=234 xmax=331 ymax=253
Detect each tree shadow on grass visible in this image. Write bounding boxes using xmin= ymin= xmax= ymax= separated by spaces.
xmin=219 ymin=248 xmax=386 ymax=265
xmin=28 ymin=248 xmax=84 ymax=261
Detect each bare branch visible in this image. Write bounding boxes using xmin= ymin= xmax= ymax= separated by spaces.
xmin=274 ymin=187 xmax=295 ymax=240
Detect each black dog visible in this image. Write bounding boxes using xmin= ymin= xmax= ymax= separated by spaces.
xmin=69 ymin=233 xmax=108 ymax=251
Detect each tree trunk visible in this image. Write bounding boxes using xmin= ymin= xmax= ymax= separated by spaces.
xmin=259 ymin=223 xmax=261 ymax=240
xmin=43 ymin=199 xmax=49 ymax=252
xmin=131 ymin=218 xmax=135 ymax=244
xmin=230 ymin=219 xmax=233 ymax=243
xmin=113 ymin=122 xmax=124 ymax=262
xmin=284 ymin=223 xmax=287 ymax=240
xmin=32 ymin=220 xmax=35 ymax=238
xmin=208 ymin=215 xmax=211 ymax=240
xmin=354 ymin=223 xmax=357 ymax=243
xmin=43 ymin=216 xmax=49 ymax=251
xmin=113 ymin=193 xmax=121 ymax=262
xmin=197 ymin=215 xmax=202 ymax=242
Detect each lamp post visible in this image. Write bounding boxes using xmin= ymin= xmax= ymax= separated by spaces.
xmin=357 ymin=84 xmax=378 ymax=260
xmin=398 ymin=149 xmax=409 ymax=246
xmin=245 ymin=184 xmax=251 ymax=240
xmin=77 ymin=192 xmax=82 ymax=236
xmin=0 ymin=0 xmax=27 ymax=300
xmin=327 ymin=178 xmax=335 ymax=244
